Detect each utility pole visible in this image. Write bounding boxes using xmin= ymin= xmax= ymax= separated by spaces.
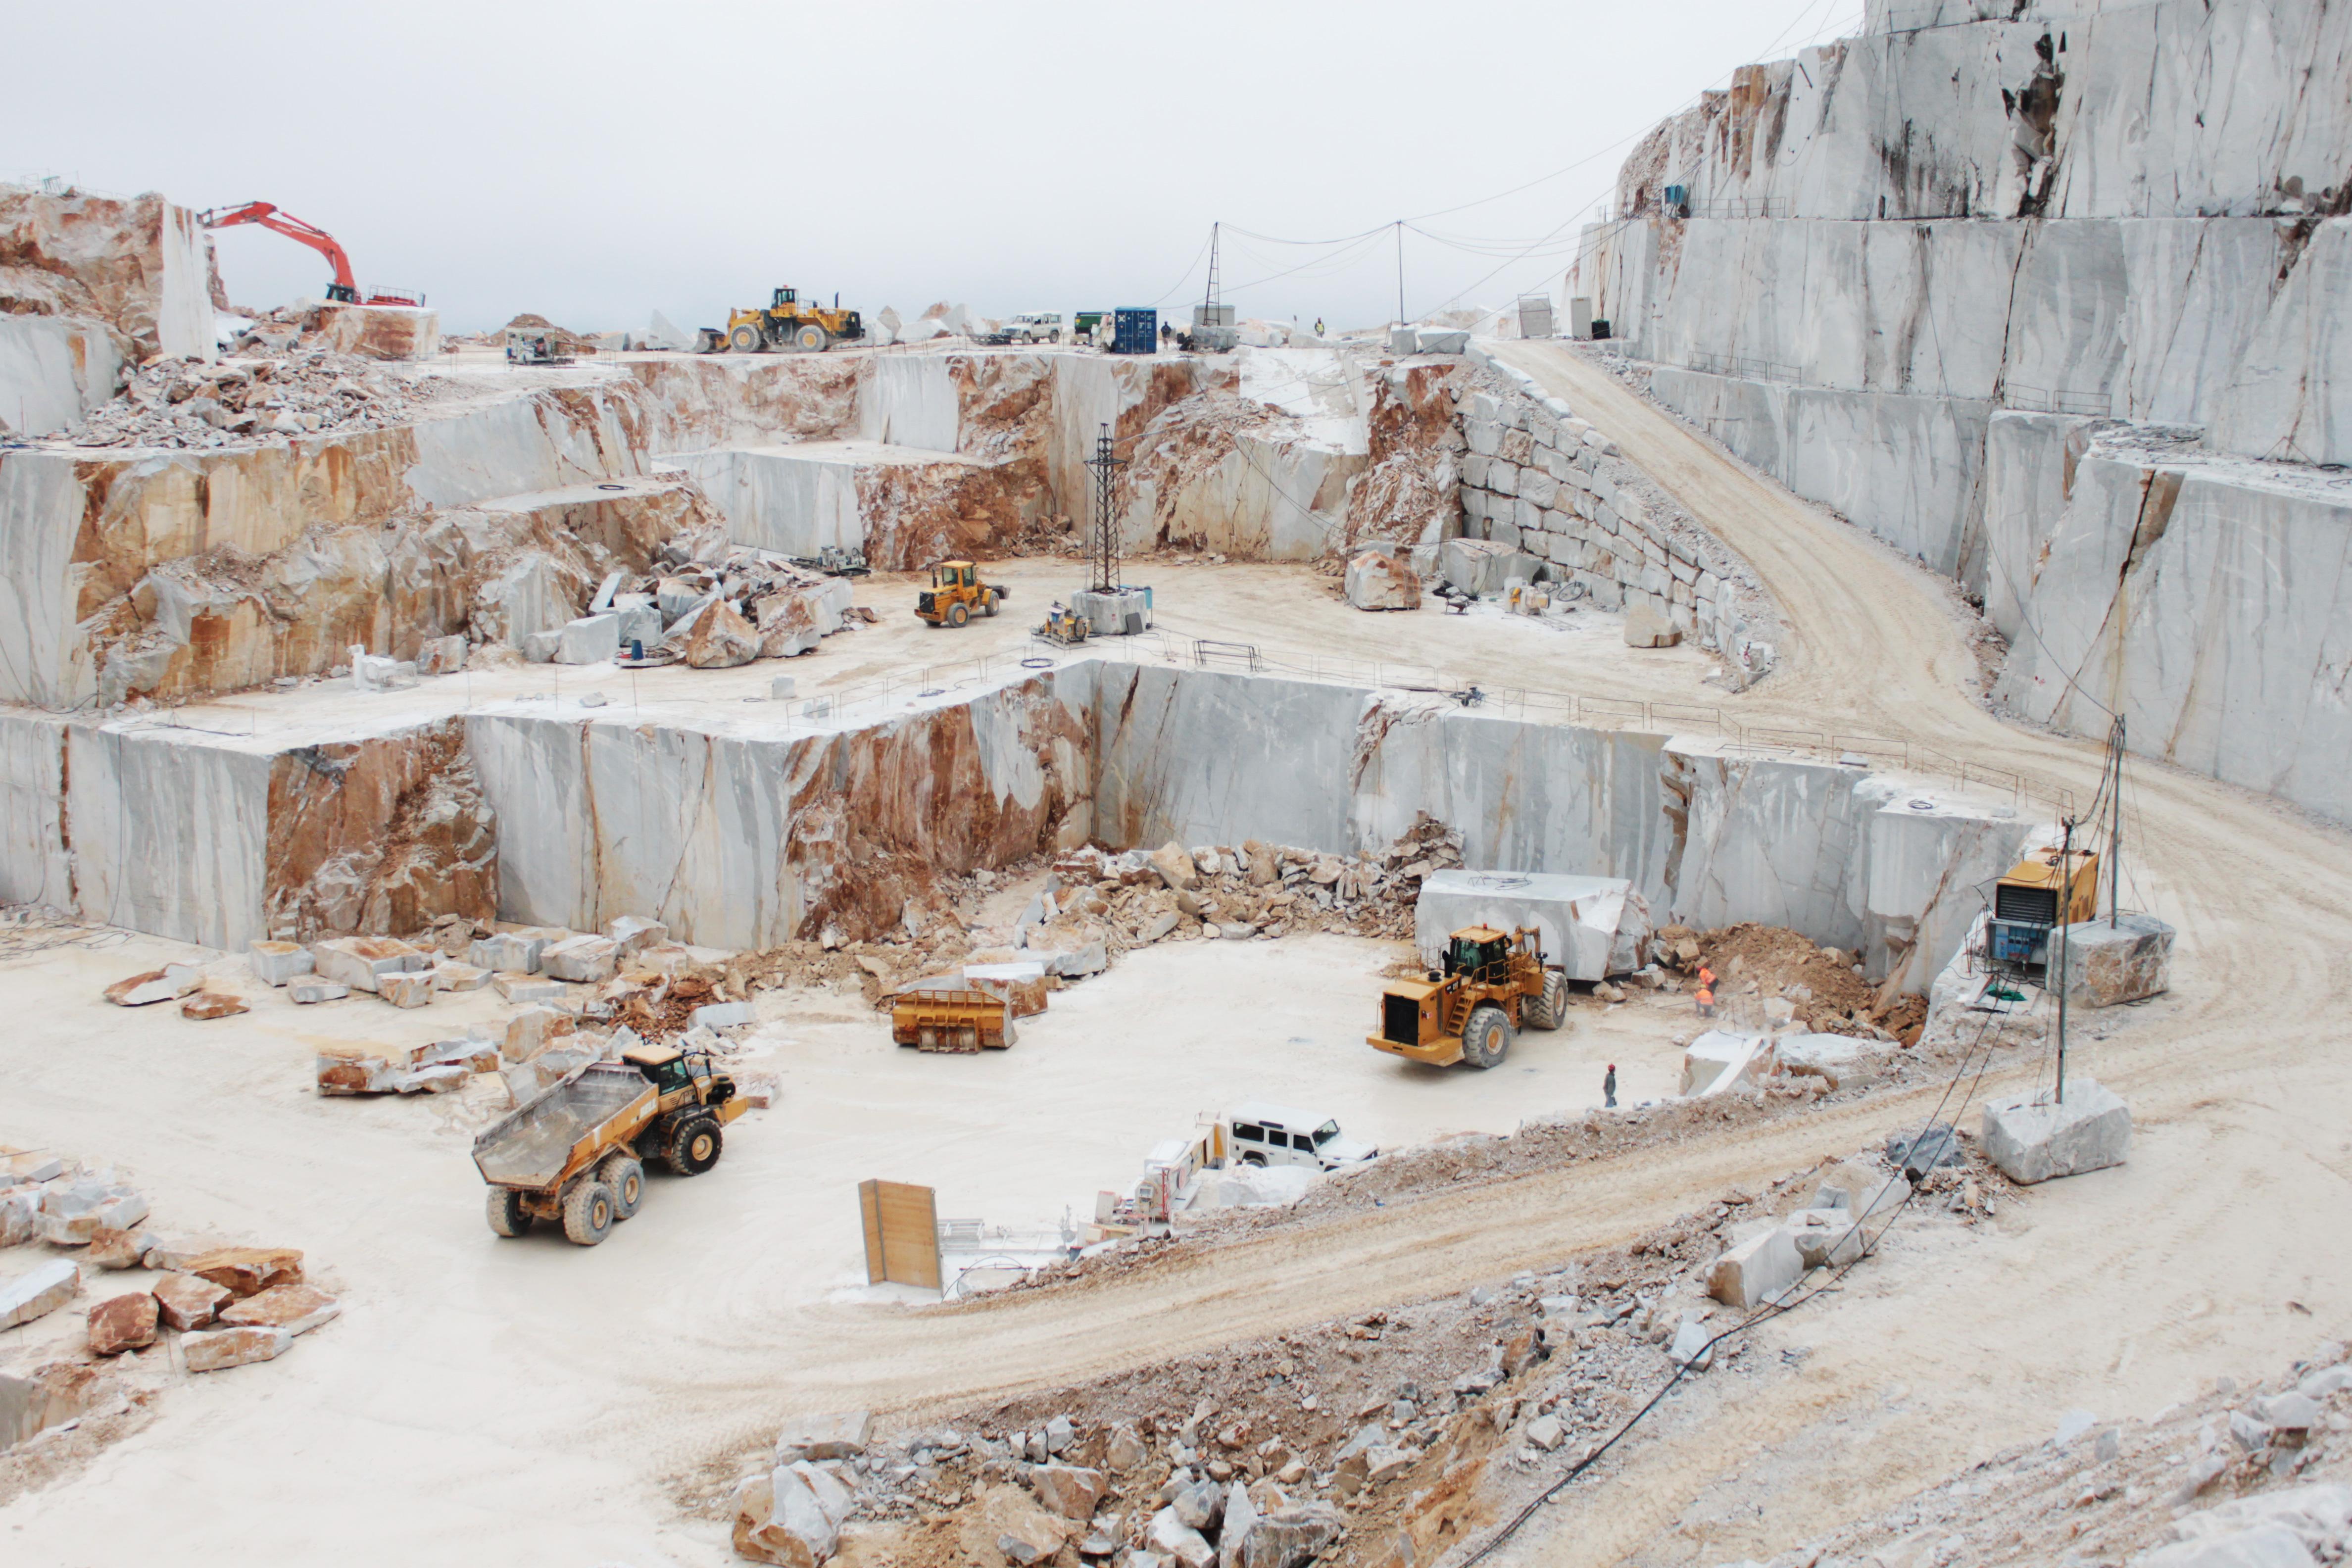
xmin=1083 ymin=423 xmax=1127 ymax=595
xmin=2054 ymin=816 xmax=2074 ymax=1104
xmin=1395 ymin=220 xmax=1406 ymax=326
xmin=2107 ymin=714 xmax=2126 ymax=927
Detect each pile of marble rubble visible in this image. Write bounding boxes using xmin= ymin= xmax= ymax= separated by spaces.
xmin=1 ymin=1143 xmax=335 ymax=1459
xmin=522 ymin=543 xmax=859 ymax=669
xmin=53 ymin=345 xmax=443 ymax=450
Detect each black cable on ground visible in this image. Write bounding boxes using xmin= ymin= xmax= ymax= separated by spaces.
xmin=1455 ymin=1003 xmax=2010 ymax=1566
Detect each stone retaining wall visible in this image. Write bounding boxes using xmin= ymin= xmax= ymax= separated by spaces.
xmin=1449 ymin=360 xmax=1781 ymax=680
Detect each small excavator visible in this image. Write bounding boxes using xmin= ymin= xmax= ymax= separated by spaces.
xmin=197 ymin=202 xmax=423 ymax=307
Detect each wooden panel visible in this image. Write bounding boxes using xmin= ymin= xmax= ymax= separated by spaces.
xmin=858 ymin=1178 xmax=940 ymax=1290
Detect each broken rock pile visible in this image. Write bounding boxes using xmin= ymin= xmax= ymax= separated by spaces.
xmin=54 ymin=345 xmax=445 ymax=449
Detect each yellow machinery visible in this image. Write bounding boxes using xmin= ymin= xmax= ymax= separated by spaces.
xmin=1036 ymin=602 xmax=1091 ymax=645
xmin=1368 ymin=925 xmax=1568 ymax=1069
xmin=473 ymin=1040 xmax=748 ymax=1246
xmin=710 ymin=286 xmax=864 ymax=353
xmin=891 ymin=986 xmax=1017 ymax=1051
xmin=1988 ymin=847 xmax=2101 ymax=969
xmin=915 ymin=560 xmax=1004 ymax=628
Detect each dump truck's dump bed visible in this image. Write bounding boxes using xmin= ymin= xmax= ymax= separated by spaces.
xmin=471 ymin=1063 xmax=653 ymax=1189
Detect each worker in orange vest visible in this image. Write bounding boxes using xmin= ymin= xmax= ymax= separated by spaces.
xmin=1695 ymin=965 xmax=1716 ymax=1019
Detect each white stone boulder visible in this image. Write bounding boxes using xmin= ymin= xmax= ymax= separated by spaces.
xmin=1414 ymin=868 xmax=1648 ymax=981
xmin=775 ymin=1409 xmax=871 ymax=1462
xmin=288 ymin=978 xmax=350 ymax=1004
xmin=1344 ymin=550 xmax=1422 ymax=611
xmin=540 ymin=933 xmax=619 ymax=983
xmin=555 ymin=613 xmax=619 ymax=665
xmin=0 ymin=1259 xmax=81 ymax=1329
xmin=378 ymin=970 xmax=436 ymax=1009
xmin=1624 ymin=602 xmax=1682 ymax=648
xmin=1415 ymin=327 xmax=1471 ymax=354
xmin=1192 ymin=1164 xmax=1318 ymax=1210
xmin=1807 ymin=1159 xmax=1910 ymax=1221
xmin=470 ymin=930 xmax=552 ymax=974
xmin=1774 ymin=1032 xmax=1881 ymax=1091
xmin=1681 ymin=1030 xmax=1776 ymax=1096
xmin=1982 ymin=1077 xmax=2131 ymax=1184
xmin=733 ymin=1460 xmax=856 ymax=1567
xmin=247 ymin=940 xmax=314 ymax=986
xmin=2057 ymin=915 xmax=2173 ymax=1007
xmin=103 ymin=964 xmax=204 ymax=1006
xmin=309 ymin=935 xmax=431 ymax=994
xmin=606 ymin=915 xmax=668 ymax=957
xmin=2139 ymin=1482 xmax=2352 ymax=1568
xmin=1709 ymin=1227 xmax=1801 ymax=1308
xmin=1785 ymin=1207 xmax=1870 ymax=1268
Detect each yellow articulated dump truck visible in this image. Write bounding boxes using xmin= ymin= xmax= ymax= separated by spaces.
xmin=473 ymin=1041 xmax=747 ymax=1246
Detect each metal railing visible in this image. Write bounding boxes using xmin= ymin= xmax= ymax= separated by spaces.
xmin=2002 ymin=384 xmax=2115 ymax=417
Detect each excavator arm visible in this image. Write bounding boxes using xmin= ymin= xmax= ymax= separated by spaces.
xmin=198 ymin=202 xmax=361 ymax=301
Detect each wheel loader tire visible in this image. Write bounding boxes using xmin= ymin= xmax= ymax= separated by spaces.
xmin=728 ymin=323 xmax=764 ymax=353
xmin=486 ymin=1188 xmax=532 ymax=1238
xmin=794 ymin=323 xmax=829 ymax=352
xmin=665 ymin=1114 xmax=723 ymax=1177
xmin=1527 ymin=970 xmax=1570 ymax=1031
xmin=562 ymin=1179 xmax=616 ymax=1245
xmin=982 ymin=590 xmax=999 ymax=617
xmin=598 ymin=1153 xmax=645 ymax=1219
xmin=947 ymin=601 xmax=970 ymax=629
xmin=1460 ymin=1004 xmax=1514 ymax=1069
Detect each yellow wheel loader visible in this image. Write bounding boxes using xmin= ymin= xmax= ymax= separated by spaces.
xmin=703 ymin=286 xmax=864 ymax=353
xmin=1368 ymin=925 xmax=1569 ymax=1069
xmin=915 ymin=560 xmax=1005 ymax=628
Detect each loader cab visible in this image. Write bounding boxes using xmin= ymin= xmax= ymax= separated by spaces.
xmin=1441 ymin=926 xmax=1512 ymax=984
xmin=771 ymin=287 xmax=798 ymax=309
xmin=623 ymin=1043 xmax=694 ymax=1096
xmin=932 ymin=561 xmax=976 ymax=590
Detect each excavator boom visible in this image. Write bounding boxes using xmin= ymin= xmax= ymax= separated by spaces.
xmin=197 ymin=201 xmax=422 ymax=307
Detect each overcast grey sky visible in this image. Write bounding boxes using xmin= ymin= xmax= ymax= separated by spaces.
xmin=8 ymin=0 xmax=1862 ymax=335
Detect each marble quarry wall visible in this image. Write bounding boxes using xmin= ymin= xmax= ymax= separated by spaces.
xmin=0 ymin=662 xmax=2034 ymax=990
xmin=0 ymin=183 xmax=219 ymax=437
xmin=1571 ymin=0 xmax=2352 ymax=814
xmin=0 ymin=379 xmax=663 ymax=708
xmin=466 ymin=675 xmax=1095 ymax=950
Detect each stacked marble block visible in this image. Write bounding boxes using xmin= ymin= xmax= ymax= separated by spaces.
xmin=1451 ymin=381 xmax=1773 ymax=677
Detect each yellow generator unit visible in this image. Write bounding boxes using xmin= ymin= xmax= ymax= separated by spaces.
xmin=1988 ymin=847 xmax=2100 ymax=968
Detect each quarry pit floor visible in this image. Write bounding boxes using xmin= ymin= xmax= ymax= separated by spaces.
xmin=3 ymin=343 xmax=2350 ymax=1567
xmin=0 ymin=922 xmax=1709 ymax=1565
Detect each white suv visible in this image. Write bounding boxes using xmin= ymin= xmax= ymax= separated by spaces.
xmin=1226 ymin=1101 xmax=1377 ymax=1172
xmin=1005 ymin=312 xmax=1063 ymax=344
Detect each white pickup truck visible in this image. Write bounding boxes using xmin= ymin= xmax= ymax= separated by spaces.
xmin=1003 ymin=312 xmax=1064 ymax=344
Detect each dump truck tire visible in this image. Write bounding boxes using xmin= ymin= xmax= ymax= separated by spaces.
xmin=1527 ymin=970 xmax=1569 ymax=1031
xmin=729 ymin=323 xmax=764 ymax=353
xmin=486 ymin=1188 xmax=532 ymax=1238
xmin=562 ymin=1180 xmax=616 ymax=1245
xmin=794 ymin=323 xmax=830 ymax=352
xmin=947 ymin=602 xmax=970 ymax=629
xmin=1461 ymin=1004 xmax=1514 ymax=1069
xmin=599 ymin=1153 xmax=645 ymax=1219
xmin=665 ymin=1114 xmax=723 ymax=1176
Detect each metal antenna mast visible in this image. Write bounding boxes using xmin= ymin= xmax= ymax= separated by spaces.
xmin=1084 ymin=423 xmax=1127 ymax=594
xmin=1202 ymin=221 xmax=1221 ymax=326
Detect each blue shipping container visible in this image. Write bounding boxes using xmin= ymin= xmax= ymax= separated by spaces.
xmin=1112 ymin=308 xmax=1158 ymax=354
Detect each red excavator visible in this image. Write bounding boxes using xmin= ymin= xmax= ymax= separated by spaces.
xmin=197 ymin=202 xmax=424 ymax=307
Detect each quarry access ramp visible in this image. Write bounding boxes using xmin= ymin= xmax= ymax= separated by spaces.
xmin=667 ymin=341 xmax=2352 ymax=1562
